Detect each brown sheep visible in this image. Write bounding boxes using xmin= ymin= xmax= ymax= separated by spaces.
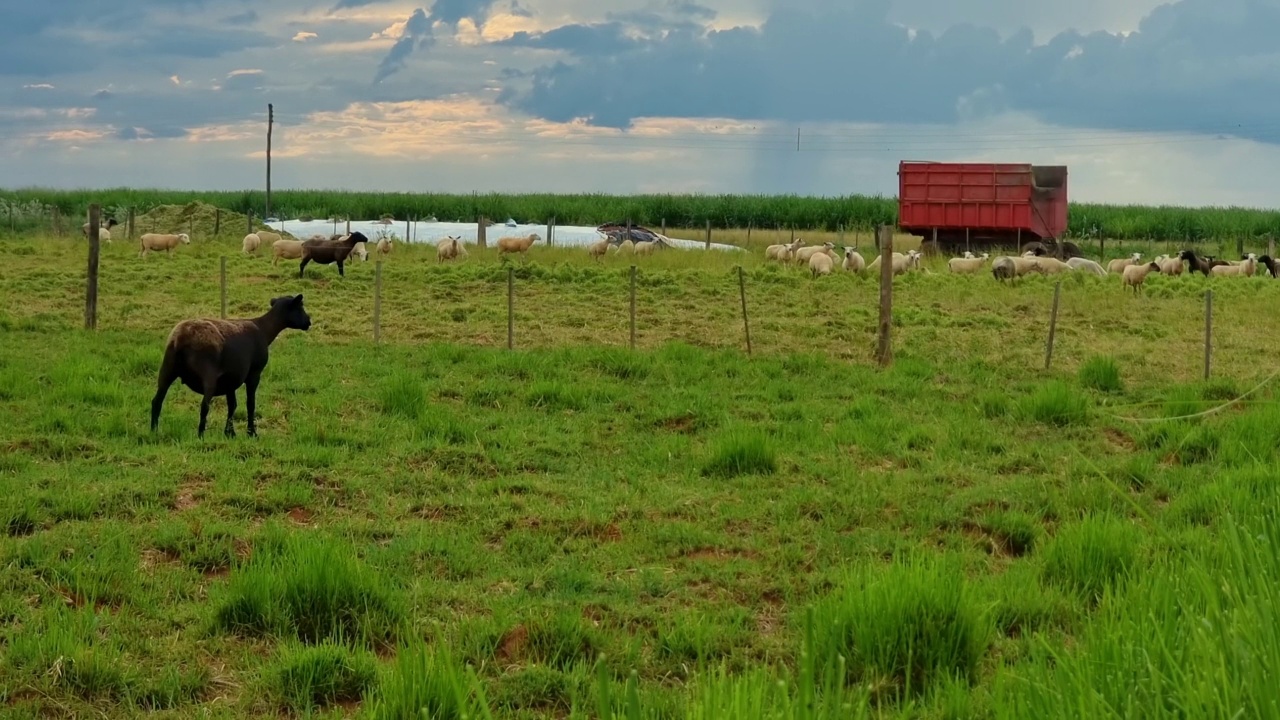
xmin=298 ymin=231 xmax=368 ymax=277
xmin=150 ymin=294 xmax=311 ymax=438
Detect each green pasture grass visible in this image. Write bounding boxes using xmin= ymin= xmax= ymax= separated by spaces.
xmin=2 ymin=232 xmax=1280 ymax=716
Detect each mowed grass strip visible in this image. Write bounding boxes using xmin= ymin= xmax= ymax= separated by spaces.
xmin=2 ymin=234 xmax=1280 ymax=717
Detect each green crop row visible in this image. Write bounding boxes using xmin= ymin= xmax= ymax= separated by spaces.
xmin=2 ymin=188 xmax=1278 ymax=241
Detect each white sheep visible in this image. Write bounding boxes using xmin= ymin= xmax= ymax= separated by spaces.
xmin=809 ymin=251 xmax=834 ymax=277
xmin=1210 ymin=254 xmax=1258 ymax=277
xmin=1122 ymin=261 xmax=1162 ymax=293
xmin=587 ymin=237 xmax=611 ymax=260
xmin=272 ymin=239 xmax=304 ymax=265
xmin=1107 ymin=252 xmax=1142 ymax=274
xmin=437 ymin=236 xmax=466 ymax=262
xmin=794 ymin=241 xmax=836 ymax=265
xmin=139 ymin=232 xmax=190 ymax=258
xmin=497 ymin=232 xmax=539 ymax=256
xmin=841 ymin=247 xmax=866 ymax=273
xmin=991 ymin=255 xmax=1045 ymax=281
xmin=867 ymin=250 xmax=922 ymax=277
xmin=242 ymin=233 xmax=261 ymax=255
xmin=947 ymin=252 xmax=990 ymax=274
xmin=765 ymin=238 xmax=805 ymax=262
xmin=1065 ymin=257 xmax=1107 ymax=276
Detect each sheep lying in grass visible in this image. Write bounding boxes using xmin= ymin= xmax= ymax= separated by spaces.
xmin=765 ymin=238 xmax=805 ymax=262
xmin=272 ymin=239 xmax=303 ymax=266
xmin=139 ymin=232 xmax=190 ymax=258
xmin=842 ymin=247 xmax=865 ymax=273
xmin=809 ymin=251 xmax=834 ymax=277
xmin=1066 ymin=257 xmax=1107 ymax=276
xmin=1210 ymin=254 xmax=1258 ymax=277
xmin=437 ymin=236 xmax=467 ymax=262
xmin=497 ymin=232 xmax=539 ymax=257
xmin=242 ymin=233 xmax=261 ymax=255
xmin=150 ymin=294 xmax=311 ymax=438
xmin=1107 ymin=252 xmax=1142 ymax=274
xmin=82 ymin=218 xmax=118 ymax=241
xmin=1122 ymin=261 xmax=1162 ymax=293
xmin=867 ymin=250 xmax=922 ymax=277
xmin=947 ymin=252 xmax=989 ymax=274
xmin=991 ymin=255 xmax=1044 ymax=281
xmin=794 ymin=241 xmax=836 ymax=265
xmin=299 ymin=231 xmax=368 ymax=278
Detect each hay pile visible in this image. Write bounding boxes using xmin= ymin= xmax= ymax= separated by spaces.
xmin=133 ymin=202 xmax=296 ymax=241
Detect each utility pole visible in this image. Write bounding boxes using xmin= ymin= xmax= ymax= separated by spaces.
xmin=265 ymin=103 xmax=274 ymax=219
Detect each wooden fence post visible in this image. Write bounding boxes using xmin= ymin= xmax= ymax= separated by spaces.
xmin=85 ymin=204 xmax=100 ymax=330
xmin=629 ymin=265 xmax=637 ymax=350
xmin=506 ymin=266 xmax=514 ymax=350
xmin=1204 ymin=289 xmax=1213 ymax=380
xmin=738 ymin=265 xmax=752 ymax=356
xmin=374 ymin=260 xmax=384 ymax=343
xmin=220 ymin=256 xmax=228 ymax=319
xmin=876 ymin=224 xmax=893 ymax=366
xmin=1044 ymin=280 xmax=1062 ymax=370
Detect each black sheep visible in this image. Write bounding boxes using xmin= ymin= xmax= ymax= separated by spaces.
xmin=299 ymin=231 xmax=368 ymax=278
xmin=150 ymin=294 xmax=312 ymax=438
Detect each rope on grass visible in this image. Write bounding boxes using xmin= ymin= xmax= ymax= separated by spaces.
xmin=1104 ymin=367 xmax=1280 ymax=424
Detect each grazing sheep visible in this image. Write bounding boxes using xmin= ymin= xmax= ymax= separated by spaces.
xmin=437 ymin=236 xmax=467 ymax=262
xmin=299 ymin=231 xmax=368 ymax=278
xmin=1065 ymin=257 xmax=1107 ymax=276
xmin=242 ymin=233 xmax=261 ymax=255
xmin=139 ymin=232 xmax=191 ymax=258
xmin=1107 ymin=252 xmax=1143 ymax=274
xmin=842 ymin=246 xmax=866 ymax=273
xmin=272 ymin=239 xmax=304 ymax=266
xmin=765 ymin=238 xmax=805 ymax=262
xmin=1210 ymin=254 xmax=1258 ymax=278
xmin=794 ymin=241 xmax=836 ymax=265
xmin=991 ymin=255 xmax=1045 ymax=281
xmin=1122 ymin=261 xmax=1162 ymax=293
xmin=150 ymin=294 xmax=312 ymax=438
xmin=809 ymin=251 xmax=834 ymax=277
xmin=947 ymin=252 xmax=990 ymax=274
xmin=497 ymin=232 xmax=540 ymax=257
xmin=587 ymin=237 xmax=611 ymax=261
xmin=867 ymin=250 xmax=922 ymax=277
xmin=82 ymin=218 xmax=118 ymax=240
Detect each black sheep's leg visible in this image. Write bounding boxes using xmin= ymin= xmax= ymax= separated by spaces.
xmin=245 ymin=373 xmax=260 ymax=437
xmin=224 ymin=389 xmax=238 ymax=437
xmin=150 ymin=347 xmax=180 ymax=432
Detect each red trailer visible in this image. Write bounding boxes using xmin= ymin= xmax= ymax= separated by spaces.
xmin=897 ymin=161 xmax=1077 ymax=257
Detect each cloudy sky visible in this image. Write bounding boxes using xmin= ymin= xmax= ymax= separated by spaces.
xmin=1 ymin=0 xmax=1277 ymax=207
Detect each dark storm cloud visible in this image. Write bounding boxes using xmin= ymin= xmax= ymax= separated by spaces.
xmin=496 ymin=0 xmax=1280 ymax=143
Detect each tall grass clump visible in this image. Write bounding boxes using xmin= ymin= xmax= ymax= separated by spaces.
xmin=213 ymin=534 xmax=404 ymax=647
xmin=1019 ymin=380 xmax=1089 ymax=427
xmin=270 ymin=641 xmax=378 ymax=714
xmin=367 ymin=642 xmax=491 ymax=720
xmin=700 ymin=428 xmax=778 ymax=479
xmin=1040 ymin=514 xmax=1140 ymax=604
xmin=1078 ymin=355 xmax=1123 ymax=393
xmin=810 ymin=556 xmax=989 ymax=701
xmin=998 ymin=488 xmax=1280 ymax=719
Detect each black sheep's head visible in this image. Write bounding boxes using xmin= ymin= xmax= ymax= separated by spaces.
xmin=271 ymin=294 xmax=312 ymax=331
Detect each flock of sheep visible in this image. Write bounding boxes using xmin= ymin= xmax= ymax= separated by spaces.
xmin=757 ymin=235 xmax=1278 ymax=294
